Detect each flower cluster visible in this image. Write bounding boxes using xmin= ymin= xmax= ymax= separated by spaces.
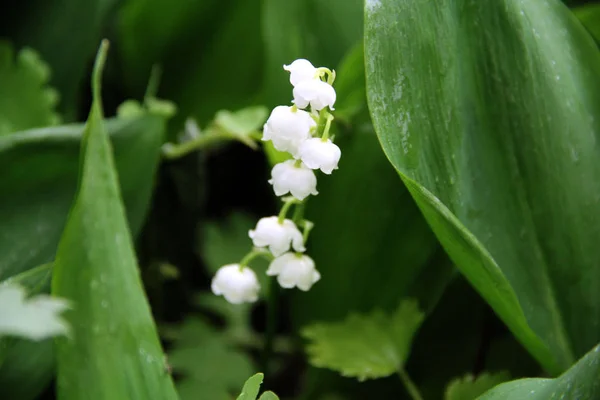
xmin=211 ymin=59 xmax=341 ymax=304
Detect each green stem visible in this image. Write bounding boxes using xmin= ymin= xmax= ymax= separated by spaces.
xmin=397 ymin=368 xmax=424 ymax=400
xmin=239 ymin=249 xmax=272 ymax=267
xmin=321 ymin=113 xmax=335 ymax=141
xmin=301 ymin=220 xmax=314 ymax=243
xmin=262 ymin=276 xmax=279 ymax=375
xmin=162 ymin=132 xmax=225 ymax=159
xmin=144 ymin=64 xmax=162 ymax=103
xmin=278 ymin=198 xmax=298 ymax=223
xmin=292 ymin=202 xmax=305 ymax=223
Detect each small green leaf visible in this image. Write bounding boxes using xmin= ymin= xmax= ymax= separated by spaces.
xmin=258 ymin=391 xmax=280 ymax=400
xmin=214 ymin=106 xmax=268 ymax=137
xmin=302 ymin=300 xmax=425 ymax=381
xmin=478 ymin=344 xmax=600 ymax=399
xmin=51 ymin=42 xmax=178 ymax=400
xmin=445 ymin=372 xmax=511 ymax=400
xmin=167 ymin=318 xmax=254 ymax=400
xmin=236 ymin=373 xmax=264 ymax=400
xmin=0 ymin=42 xmax=60 ymax=135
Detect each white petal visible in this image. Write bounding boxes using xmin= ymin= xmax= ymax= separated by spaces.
xmin=293 ymin=80 xmax=336 ymax=111
xmin=283 ymin=59 xmax=318 ymax=86
xmin=211 ymin=264 xmax=260 ymax=304
xmin=262 ymin=106 xmax=315 ymax=156
xmin=269 ymin=160 xmax=318 ymax=200
xmin=299 ymin=138 xmax=341 ymax=174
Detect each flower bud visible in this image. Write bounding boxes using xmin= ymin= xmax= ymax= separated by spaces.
xmin=269 ymin=160 xmax=318 ymax=200
xmin=211 ymin=264 xmax=260 ymax=304
xmin=266 ymin=253 xmax=320 ymax=291
xmin=249 ymin=216 xmax=305 ymax=257
xmin=298 ymin=138 xmax=341 ymax=174
xmin=284 ymin=59 xmax=318 ymax=86
xmin=262 ymin=106 xmax=316 ymax=157
xmin=293 ymin=80 xmax=336 ymax=111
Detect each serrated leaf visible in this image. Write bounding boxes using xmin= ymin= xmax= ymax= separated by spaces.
xmin=365 ymin=0 xmax=600 ymax=374
xmin=0 ymin=283 xmax=69 ymax=341
xmin=303 ymin=300 xmax=425 ymax=381
xmin=445 ymin=372 xmax=511 ymax=400
xmin=0 ymin=0 xmax=117 ymax=118
xmin=167 ymin=318 xmax=254 ymax=400
xmin=51 ymin=42 xmax=178 ymax=400
xmin=0 ymin=42 xmax=60 ymax=135
xmin=478 ymin=344 xmax=600 ymax=399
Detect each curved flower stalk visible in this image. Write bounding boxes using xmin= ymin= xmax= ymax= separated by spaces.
xmin=211 ymin=58 xmax=341 ymax=304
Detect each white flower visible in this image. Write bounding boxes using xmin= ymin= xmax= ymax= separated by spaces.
xmin=211 ymin=264 xmax=260 ymax=304
xmin=249 ymin=216 xmax=305 ymax=257
xmin=269 ymin=160 xmax=318 ymax=200
xmin=262 ymin=106 xmax=316 ymax=156
xmin=283 ymin=59 xmax=318 ymax=86
xmin=298 ymin=138 xmax=341 ymax=174
xmin=266 ymin=253 xmax=320 ymax=291
xmin=0 ymin=284 xmax=70 ymax=341
xmin=293 ymin=80 xmax=336 ymax=111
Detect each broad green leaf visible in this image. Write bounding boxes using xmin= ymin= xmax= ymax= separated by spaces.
xmin=0 ymin=42 xmax=60 ymax=135
xmin=167 ymin=318 xmax=254 ymax=400
xmin=478 ymin=344 xmax=600 ymax=399
xmin=365 ymin=0 xmax=600 ymax=374
xmin=51 ymin=42 xmax=178 ymax=400
xmin=214 ymin=106 xmax=268 ymax=138
xmin=573 ymin=4 xmax=600 ymax=41
xmin=302 ymin=300 xmax=425 ymax=381
xmin=0 ymin=112 xmax=167 ymax=282
xmin=445 ymin=372 xmax=511 ymax=400
xmin=0 ymin=0 xmax=117 ymax=118
xmin=236 ymin=374 xmax=264 ymax=400
xmin=0 ymin=283 xmax=69 ymax=340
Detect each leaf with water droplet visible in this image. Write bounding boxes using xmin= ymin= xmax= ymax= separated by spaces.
xmin=51 ymin=42 xmax=178 ymax=400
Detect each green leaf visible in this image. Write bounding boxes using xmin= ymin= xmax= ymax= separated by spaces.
xmin=51 ymin=42 xmax=178 ymax=400
xmin=258 ymin=391 xmax=280 ymax=400
xmin=573 ymin=4 xmax=600 ymax=42
xmin=0 ymin=0 xmax=117 ymax=118
xmin=302 ymin=300 xmax=425 ymax=381
xmin=478 ymin=344 xmax=600 ymax=399
xmin=0 ymin=338 xmax=54 ymax=400
xmin=167 ymin=318 xmax=254 ymax=400
xmin=236 ymin=374 xmax=264 ymax=400
xmin=0 ymin=111 xmax=166 ymax=282
xmin=365 ymin=0 xmax=600 ymax=374
xmin=445 ymin=372 xmax=511 ymax=400
xmin=0 ymin=42 xmax=60 ymax=135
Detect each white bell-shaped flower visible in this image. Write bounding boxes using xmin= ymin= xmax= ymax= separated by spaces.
xmin=293 ymin=80 xmax=336 ymax=111
xmin=267 ymin=253 xmax=320 ymax=291
xmin=211 ymin=264 xmax=260 ymax=304
xmin=283 ymin=59 xmax=318 ymax=86
xmin=249 ymin=216 xmax=305 ymax=257
xmin=262 ymin=106 xmax=316 ymax=156
xmin=298 ymin=138 xmax=341 ymax=174
xmin=269 ymin=160 xmax=318 ymax=200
